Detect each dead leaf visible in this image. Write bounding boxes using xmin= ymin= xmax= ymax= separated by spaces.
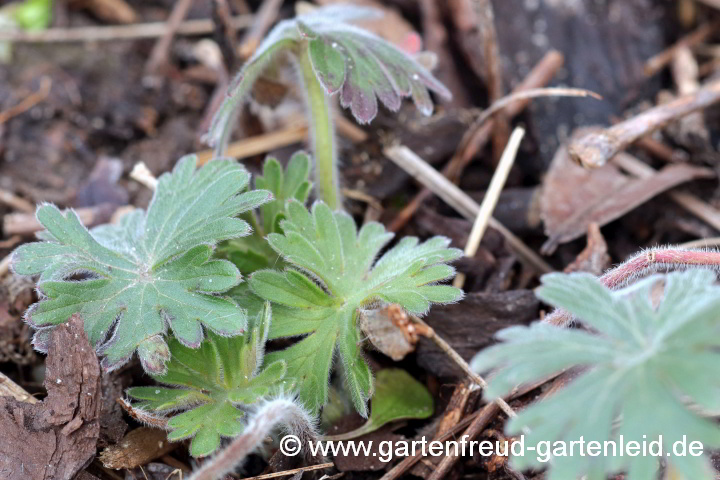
xmin=359 ymin=304 xmax=418 ymax=361
xmin=540 ymin=136 xmax=714 ymax=254
xmin=0 ymin=314 xmax=101 ymax=480
xmin=563 ymin=223 xmax=611 ymax=275
xmin=100 ymin=428 xmax=176 ymax=470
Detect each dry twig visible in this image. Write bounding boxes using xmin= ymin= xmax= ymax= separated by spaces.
xmin=454 ymin=127 xmax=525 ymax=288
xmin=388 ymin=50 xmax=565 ymax=233
xmin=385 ymin=145 xmax=553 ymax=274
xmin=644 ymin=20 xmax=719 ymax=77
xmin=0 ymin=15 xmax=253 ymax=42
xmin=238 ymin=0 xmax=283 ymax=59
xmin=0 ymin=76 xmax=52 ymax=125
xmin=568 ymin=78 xmax=720 ymax=168
xmin=144 ymin=0 xmax=195 ymax=84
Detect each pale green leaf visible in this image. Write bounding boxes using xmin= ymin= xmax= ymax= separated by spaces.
xmin=472 ymin=269 xmax=720 ymax=480
xmin=206 ymin=5 xmax=449 ymax=148
xmin=324 ymin=368 xmax=434 ymax=440
xmin=12 ymin=156 xmax=272 ymax=373
xmin=127 ymin=303 xmax=287 ymax=457
xmin=250 ymin=200 xmax=463 ymax=414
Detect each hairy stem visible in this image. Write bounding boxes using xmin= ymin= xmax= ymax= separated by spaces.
xmin=545 ymin=247 xmax=720 ymax=327
xmin=298 ymin=48 xmax=340 ymax=210
xmin=188 ymin=398 xmax=319 ymax=480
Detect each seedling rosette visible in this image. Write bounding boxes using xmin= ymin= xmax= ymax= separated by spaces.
xmin=12 ymin=156 xmax=272 ymax=373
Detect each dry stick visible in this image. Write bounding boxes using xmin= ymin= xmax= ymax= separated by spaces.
xmin=410 ymin=315 xmax=516 ymax=419
xmin=0 ymin=188 xmax=34 ymax=213
xmin=388 ymin=50 xmax=564 ymax=233
xmin=454 ymin=127 xmax=525 ymax=289
xmin=144 ymin=0 xmax=195 ymax=83
xmin=0 ymin=372 xmax=39 ymax=404
xmin=644 ymin=20 xmax=720 ymax=77
xmin=427 ymin=402 xmax=500 ymax=480
xmin=385 ymin=145 xmax=553 ymax=274
xmin=130 ymin=162 xmax=159 ymax=190
xmin=236 ymin=463 xmax=335 ymax=480
xmin=238 ymin=0 xmax=283 ymax=59
xmin=196 ymin=118 xmax=366 ymax=165
xmin=472 ymin=88 xmax=602 ymax=130
xmin=696 ymin=0 xmax=720 ymax=9
xmin=677 ymin=237 xmax=720 ymax=249
xmin=0 ymin=15 xmax=254 ymax=42
xmin=471 ymin=0 xmax=507 ymax=161
xmin=196 ymin=124 xmax=308 ymax=165
xmin=613 ymin=152 xmax=720 ymax=231
xmin=0 ymin=76 xmax=52 ymax=125
xmin=568 ymin=78 xmax=720 ymax=168
xmin=379 ymin=402 xmax=499 ymax=480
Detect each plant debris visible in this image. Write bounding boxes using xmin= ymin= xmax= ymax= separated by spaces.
xmin=0 ymin=315 xmax=101 ymax=480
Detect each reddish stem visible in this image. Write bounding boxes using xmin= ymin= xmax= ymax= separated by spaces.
xmin=546 ymin=247 xmax=720 ymax=326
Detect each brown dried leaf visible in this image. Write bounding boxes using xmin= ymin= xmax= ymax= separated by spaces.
xmin=0 ymin=314 xmax=101 ymax=480
xmin=99 ymin=428 xmax=176 ymax=470
xmin=563 ymin=223 xmax=611 ymax=275
xmin=359 ymin=304 xmax=418 ymax=361
xmin=540 ymin=138 xmax=714 ymax=253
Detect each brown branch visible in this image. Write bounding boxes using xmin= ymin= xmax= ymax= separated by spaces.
xmin=644 ymin=20 xmax=719 ymax=77
xmin=238 ymin=0 xmax=283 ymax=60
xmin=144 ymin=0 xmax=195 ymax=84
xmin=0 ymin=15 xmax=253 ymax=42
xmin=384 ymin=144 xmax=553 ymax=273
xmin=0 ymin=76 xmax=52 ymax=125
xmin=568 ymin=78 xmax=720 ymax=168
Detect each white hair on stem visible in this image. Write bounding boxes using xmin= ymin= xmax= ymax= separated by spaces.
xmin=544 ymin=245 xmax=720 ymax=327
xmin=188 ymin=396 xmax=320 ymax=480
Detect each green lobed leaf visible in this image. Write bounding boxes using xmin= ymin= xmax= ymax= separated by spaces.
xmin=206 ymin=5 xmax=450 ymax=148
xmin=471 ymin=269 xmax=720 ymax=480
xmin=325 ymin=368 xmax=434 ymax=440
xmin=218 ymin=152 xmax=312 ymax=275
xmin=249 ymin=200 xmax=463 ymax=415
xmin=127 ymin=302 xmax=288 ymax=457
xmin=12 ymin=156 xmax=272 ymax=373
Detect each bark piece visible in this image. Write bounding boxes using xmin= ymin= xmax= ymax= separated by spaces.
xmin=540 ymin=136 xmax=714 ymax=253
xmin=416 ymin=291 xmax=539 ymax=379
xmin=0 ymin=315 xmax=101 ymax=480
xmin=99 ymin=427 xmax=176 ymax=470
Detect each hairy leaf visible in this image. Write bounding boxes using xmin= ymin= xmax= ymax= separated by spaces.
xmin=127 ymin=303 xmax=288 ymax=457
xmin=250 ymin=200 xmax=463 ymax=415
xmin=472 ymin=269 xmax=720 ymax=480
xmin=325 ymin=368 xmax=434 ymax=440
xmin=218 ymin=152 xmax=312 ymax=274
xmin=206 ymin=5 xmax=449 ymax=148
xmin=12 ymin=156 xmax=272 ymax=373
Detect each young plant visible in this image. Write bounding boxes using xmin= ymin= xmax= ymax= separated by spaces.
xmin=205 ymin=4 xmax=451 ymax=209
xmin=472 ymin=269 xmax=720 ymax=480
xmin=126 ymin=303 xmax=288 ymax=457
xmin=217 ymin=151 xmax=312 ymax=274
xmin=248 ymin=200 xmax=464 ymax=415
xmin=11 ymin=156 xmax=272 ymax=373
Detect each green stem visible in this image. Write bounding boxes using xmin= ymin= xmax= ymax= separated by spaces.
xmin=298 ymin=48 xmax=340 ymax=210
